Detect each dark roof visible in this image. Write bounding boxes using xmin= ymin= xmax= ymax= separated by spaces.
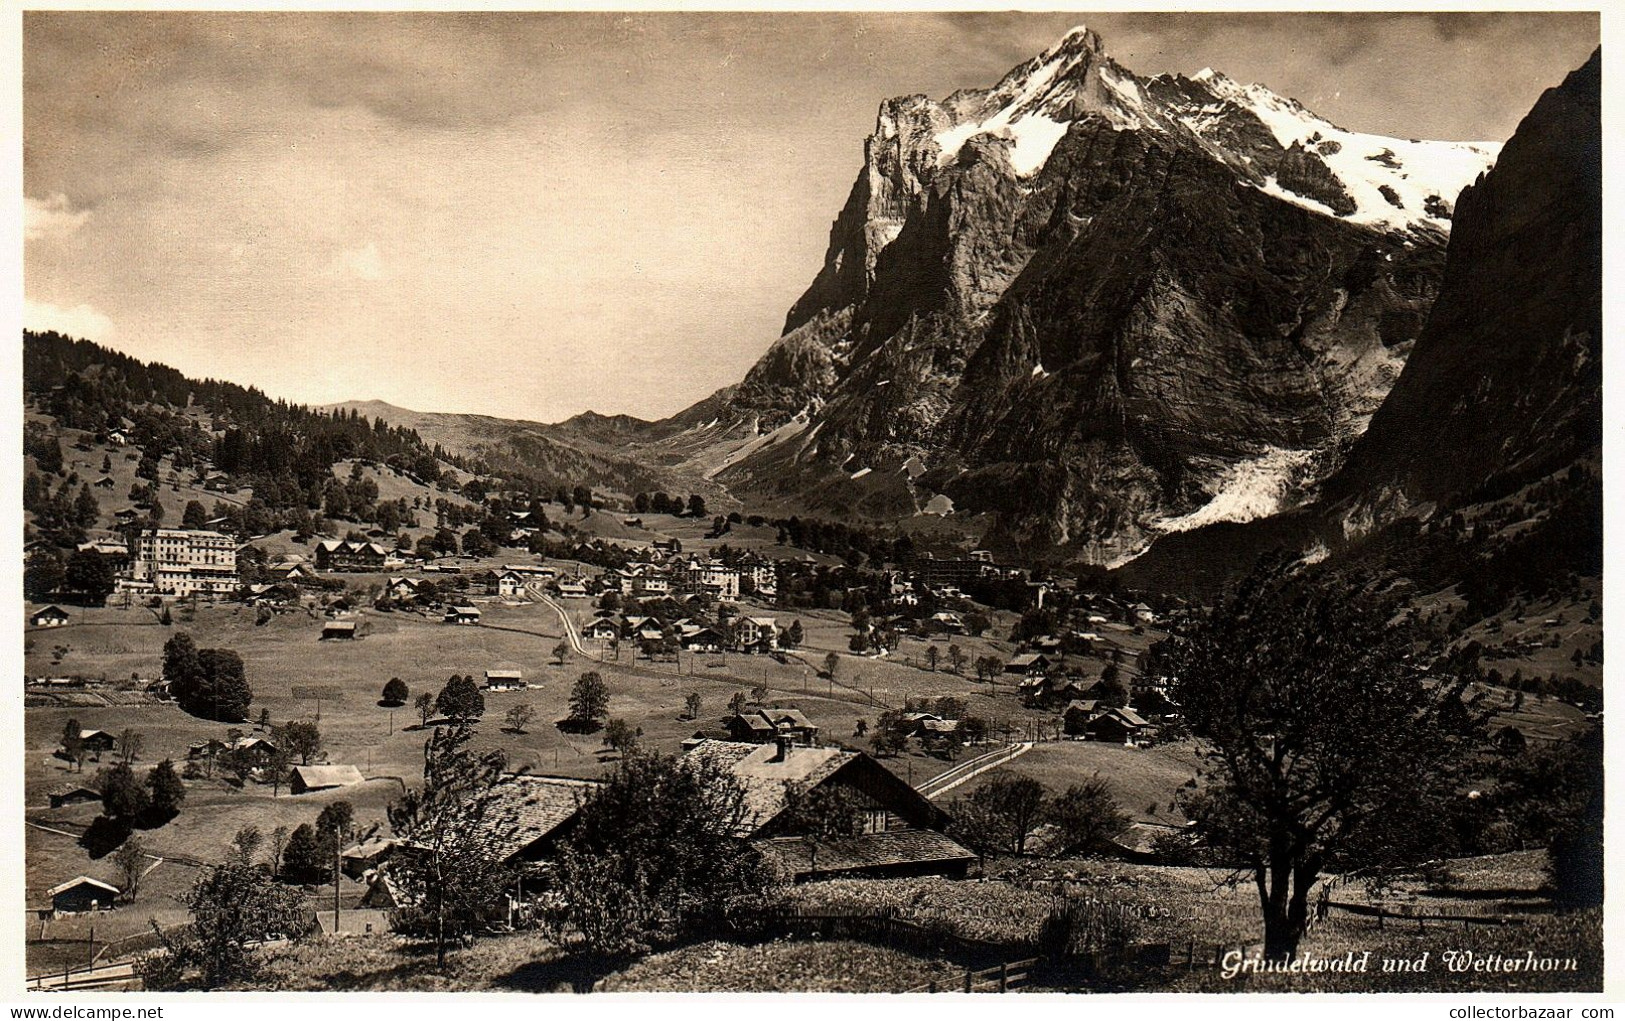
xmin=756 ymin=829 xmax=977 ymax=878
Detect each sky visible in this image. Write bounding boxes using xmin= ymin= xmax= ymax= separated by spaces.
xmin=23 ymin=10 xmax=1600 ymax=424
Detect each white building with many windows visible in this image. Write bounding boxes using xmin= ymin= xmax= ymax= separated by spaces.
xmin=120 ymin=529 xmax=238 ymax=598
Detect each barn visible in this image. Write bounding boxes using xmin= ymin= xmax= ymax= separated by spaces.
xmin=49 ymin=876 xmax=120 ymax=915
xmin=48 ymin=784 xmax=103 ymax=809
xmin=29 ymin=605 xmax=70 ymax=628
xmin=321 ymin=620 xmax=358 ymax=641
xmin=289 ymin=764 xmax=365 ymax=794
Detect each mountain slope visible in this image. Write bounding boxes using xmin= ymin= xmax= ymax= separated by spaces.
xmin=319 ymin=400 xmax=724 ymax=501
xmin=1120 ymin=48 xmax=1601 ymax=597
xmin=634 ymin=26 xmax=1499 ymax=561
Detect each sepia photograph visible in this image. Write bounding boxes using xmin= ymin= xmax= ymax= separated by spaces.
xmin=15 ymin=6 xmax=1606 ymax=998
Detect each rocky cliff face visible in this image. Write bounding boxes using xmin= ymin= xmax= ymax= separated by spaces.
xmin=1119 ymin=48 xmax=1601 ymax=596
xmin=648 ymin=27 xmax=1502 ymax=560
xmin=1318 ymin=48 xmax=1601 ymax=528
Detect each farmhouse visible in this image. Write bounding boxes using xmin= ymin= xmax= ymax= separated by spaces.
xmin=679 ymin=624 xmax=725 ymax=651
xmin=289 ymin=764 xmax=365 ymax=794
xmin=555 ymin=580 xmax=589 ymax=599
xmin=685 ymin=739 xmax=974 ymax=880
xmin=444 ymin=605 xmax=482 ymax=625
xmin=495 ymin=571 xmax=530 ymax=598
xmin=48 ymin=784 xmax=102 ymax=809
xmin=339 ymin=837 xmax=401 ymax=879
xmin=187 ymin=738 xmax=230 ymax=760
xmin=1004 ymin=652 xmax=1052 ymax=677
xmin=230 ymin=735 xmax=279 ymax=764
xmin=1062 ymin=700 xmax=1103 ymax=735
xmin=724 ymin=708 xmax=819 ymax=746
xmin=29 ymin=605 xmax=70 ymax=628
xmin=1085 ymin=706 xmax=1151 ymax=744
xmin=478 ymin=774 xmax=601 ymax=864
xmin=321 ymin=620 xmax=358 ymax=641
xmin=48 ymin=876 xmax=120 ymax=916
xmin=485 ymin=667 xmax=525 ymax=690
xmin=77 ymin=730 xmax=117 ymax=755
xmin=581 ymin=618 xmax=619 ymax=641
xmin=386 ymin=576 xmax=426 ymax=601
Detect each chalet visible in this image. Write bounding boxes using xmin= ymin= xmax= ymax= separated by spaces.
xmin=685 ymin=739 xmax=975 ymax=881
xmin=735 ymin=616 xmax=779 ymax=653
xmin=477 ymin=774 xmax=601 ymax=865
xmin=49 ymin=876 xmax=120 ymax=915
xmin=386 ymin=577 xmax=426 ymax=601
xmin=270 ymin=558 xmax=321 ymax=585
xmin=230 ymin=735 xmax=279 ymax=764
xmin=581 ymin=618 xmax=620 ymax=641
xmin=679 ymin=624 xmax=725 ymax=651
xmin=1085 ymin=706 xmax=1151 ymax=744
xmin=187 ymin=738 xmax=230 ymax=760
xmin=496 ymin=571 xmax=530 ymax=599
xmin=107 ymin=429 xmax=128 ymax=446
xmin=927 ymin=612 xmax=965 ymax=634
xmin=29 ymin=606 xmax=70 ymax=628
xmin=314 ymin=539 xmax=389 ymax=573
xmin=444 ymin=605 xmax=482 ymax=626
xmin=652 ymin=538 xmax=682 ymax=557
xmin=321 ymin=620 xmax=358 ymax=641
xmin=289 ymin=764 xmax=365 ymax=794
xmin=78 ymin=730 xmax=117 ymax=755
xmin=48 ymin=784 xmax=103 ymax=809
xmin=93 ymin=475 xmax=116 ymax=489
xmin=113 ymin=509 xmax=141 ymax=524
xmin=725 ymin=708 xmax=819 ymax=746
xmin=339 ymin=837 xmax=400 ymax=879
xmin=555 ymin=580 xmax=588 ymax=599
xmin=485 ymin=667 xmax=525 ymax=690
xmin=1004 ymin=652 xmax=1052 ymax=677
xmin=1062 ymin=700 xmax=1103 ymax=736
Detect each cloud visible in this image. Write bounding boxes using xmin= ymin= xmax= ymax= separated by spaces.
xmin=25 ymin=193 xmax=89 ymax=241
xmin=326 ymin=242 xmax=384 ymax=281
xmin=24 ymin=298 xmax=114 ymax=341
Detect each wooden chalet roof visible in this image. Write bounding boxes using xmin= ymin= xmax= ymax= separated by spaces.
xmin=683 ymin=740 xmax=853 ymax=837
xmin=48 ymin=875 xmax=120 ymax=898
xmin=477 ymin=774 xmax=600 ymax=862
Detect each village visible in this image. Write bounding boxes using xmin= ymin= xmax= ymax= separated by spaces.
xmin=23 ymin=478 xmax=1217 ymax=986
xmin=24 ymin=482 xmax=1598 ymax=992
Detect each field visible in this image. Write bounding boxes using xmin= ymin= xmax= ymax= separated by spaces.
xmin=953 ymin=740 xmax=1204 ymax=827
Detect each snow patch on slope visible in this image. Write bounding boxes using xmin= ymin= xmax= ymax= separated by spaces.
xmin=1156 ymin=447 xmax=1316 ymax=533
xmin=1197 ymin=72 xmax=1499 ymax=231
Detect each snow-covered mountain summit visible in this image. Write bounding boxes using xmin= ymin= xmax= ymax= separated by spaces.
xmin=899 ymin=25 xmax=1498 ymax=235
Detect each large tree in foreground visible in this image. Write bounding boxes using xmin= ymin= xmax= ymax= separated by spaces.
xmin=1158 ymin=561 xmax=1485 ymax=959
xmin=386 ymin=723 xmax=515 ymax=968
xmin=549 ymin=748 xmax=777 ymax=956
